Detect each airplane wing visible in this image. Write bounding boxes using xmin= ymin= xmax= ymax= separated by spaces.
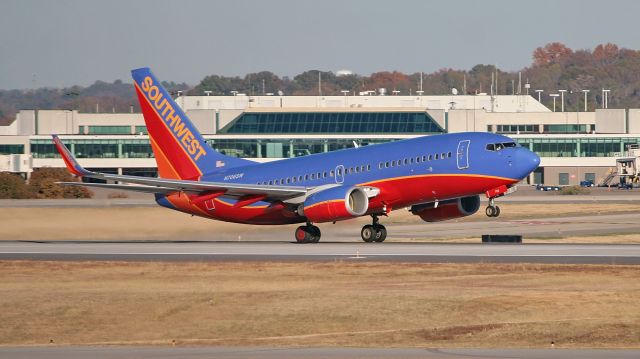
xmin=52 ymin=135 xmax=308 ymax=201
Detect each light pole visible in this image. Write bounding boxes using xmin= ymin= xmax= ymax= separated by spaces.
xmin=581 ymin=90 xmax=590 ymax=111
xmin=558 ymin=89 xmax=567 ymax=112
xmin=204 ymin=90 xmax=212 ymax=96
xmin=550 ymin=94 xmax=559 ymax=112
xmin=535 ymin=89 xmax=544 ymax=103
xmin=341 ymin=90 xmax=349 ymax=107
xmin=602 ymin=89 xmax=611 ymax=109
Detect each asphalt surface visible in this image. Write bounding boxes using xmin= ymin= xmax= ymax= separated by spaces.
xmin=2 ymin=190 xmax=640 ymax=208
xmin=1 ymin=241 xmax=638 ymax=264
xmin=0 ymin=347 xmax=638 ymax=359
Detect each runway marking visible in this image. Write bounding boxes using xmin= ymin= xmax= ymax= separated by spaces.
xmin=1 ymin=252 xmax=639 ymax=257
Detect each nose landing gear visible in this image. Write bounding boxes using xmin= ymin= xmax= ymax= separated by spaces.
xmin=485 ymin=185 xmax=509 ymax=218
xmin=361 ymin=215 xmax=387 ymax=242
xmin=485 ymin=197 xmax=501 ymax=217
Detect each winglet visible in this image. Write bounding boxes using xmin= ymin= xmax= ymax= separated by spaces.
xmin=51 ymin=135 xmax=92 ymax=177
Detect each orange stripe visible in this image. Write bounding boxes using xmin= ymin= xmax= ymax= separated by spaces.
xmin=134 ymin=82 xmax=203 ymax=178
xmin=149 ymin=135 xmax=181 ymax=179
xmin=361 ymin=173 xmax=516 ymax=187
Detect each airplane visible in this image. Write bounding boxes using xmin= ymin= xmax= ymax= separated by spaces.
xmin=53 ymin=67 xmax=540 ymax=243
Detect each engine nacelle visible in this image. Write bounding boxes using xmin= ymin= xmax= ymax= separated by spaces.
xmin=301 ymin=186 xmax=369 ymax=223
xmin=410 ymin=195 xmax=480 ymax=222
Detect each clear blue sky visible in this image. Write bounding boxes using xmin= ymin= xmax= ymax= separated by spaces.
xmin=1 ymin=0 xmax=639 ymax=89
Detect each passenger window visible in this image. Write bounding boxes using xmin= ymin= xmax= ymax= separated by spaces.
xmin=292 ymin=177 xmax=296 ymax=183
xmin=422 ymin=155 xmax=427 ymax=162
xmin=330 ymin=170 xmax=334 ymax=177
xmin=385 ymin=162 xmax=389 ymax=168
xmin=298 ymin=175 xmax=303 ymax=181
xmin=323 ymin=171 xmax=327 ymax=178
xmin=448 ymin=152 xmax=452 ymax=158
xmin=440 ymin=153 xmax=445 ymax=159
xmin=304 ymin=174 xmax=309 ymax=180
xmin=434 ymin=154 xmax=439 ymax=160
xmin=504 ymin=142 xmax=516 ymax=148
xmin=404 ymin=158 xmax=409 ymax=165
xmin=317 ymin=172 xmax=321 ymax=178
xmin=367 ymin=164 xmax=371 ymax=171
xmin=286 ymin=178 xmax=290 ymax=184
xmin=310 ymin=173 xmax=315 ymax=180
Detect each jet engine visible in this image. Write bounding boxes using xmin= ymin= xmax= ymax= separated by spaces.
xmin=301 ymin=186 xmax=369 ymax=223
xmin=410 ymin=195 xmax=480 ymax=222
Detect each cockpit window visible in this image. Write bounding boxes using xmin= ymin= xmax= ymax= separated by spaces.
xmin=486 ymin=142 xmax=517 ymax=151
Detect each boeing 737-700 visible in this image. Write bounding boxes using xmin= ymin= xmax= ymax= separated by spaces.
xmin=53 ymin=67 xmax=540 ymax=243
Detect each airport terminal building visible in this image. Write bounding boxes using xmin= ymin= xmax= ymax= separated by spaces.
xmin=2 ymin=93 xmax=640 ymax=186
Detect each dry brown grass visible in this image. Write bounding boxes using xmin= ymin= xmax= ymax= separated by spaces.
xmin=2 ymin=203 xmax=640 ymax=241
xmin=0 ymin=261 xmax=638 ymax=348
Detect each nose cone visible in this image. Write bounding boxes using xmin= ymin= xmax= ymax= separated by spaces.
xmin=514 ymin=147 xmax=540 ymax=179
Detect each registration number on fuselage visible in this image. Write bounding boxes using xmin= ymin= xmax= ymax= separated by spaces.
xmin=223 ymin=173 xmax=244 ymax=181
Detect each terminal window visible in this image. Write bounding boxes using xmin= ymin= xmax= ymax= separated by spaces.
xmin=0 ymin=144 xmax=24 ymax=155
xmin=219 ymin=112 xmax=444 ymax=134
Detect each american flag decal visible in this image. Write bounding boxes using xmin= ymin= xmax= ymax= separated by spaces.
xmin=216 ymin=160 xmax=226 ymax=167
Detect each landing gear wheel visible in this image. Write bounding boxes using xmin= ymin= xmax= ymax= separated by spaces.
xmin=485 ymin=205 xmax=501 ymax=217
xmin=361 ymin=225 xmax=375 ymax=243
xmin=373 ymin=224 xmax=387 ymax=242
xmin=295 ymin=226 xmax=309 ymax=243
xmin=295 ymin=224 xmax=321 ymax=243
xmin=309 ymin=225 xmax=321 ymax=243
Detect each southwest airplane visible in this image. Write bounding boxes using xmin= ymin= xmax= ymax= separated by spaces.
xmin=53 ymin=67 xmax=540 ymax=243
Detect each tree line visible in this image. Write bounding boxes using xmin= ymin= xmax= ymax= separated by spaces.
xmin=1 ymin=42 xmax=639 ymax=124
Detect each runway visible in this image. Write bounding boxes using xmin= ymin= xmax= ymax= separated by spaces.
xmin=331 ymin=213 xmax=640 ymax=240
xmin=1 ymin=241 xmax=638 ymax=264
xmin=0 ymin=346 xmax=638 ymax=359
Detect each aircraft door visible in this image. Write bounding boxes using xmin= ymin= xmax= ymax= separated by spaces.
xmin=335 ymin=165 xmax=345 ymax=184
xmin=457 ymin=140 xmax=470 ymax=169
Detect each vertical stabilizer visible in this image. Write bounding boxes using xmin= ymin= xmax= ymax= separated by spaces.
xmin=131 ymin=67 xmax=249 ymax=179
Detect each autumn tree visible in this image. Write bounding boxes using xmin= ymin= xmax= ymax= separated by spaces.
xmin=27 ymin=168 xmax=92 ymax=199
xmin=532 ymin=42 xmax=574 ymax=66
xmin=0 ymin=173 xmax=31 ymax=199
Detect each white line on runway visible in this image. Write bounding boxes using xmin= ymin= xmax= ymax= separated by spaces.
xmin=2 ymin=251 xmax=639 ymax=257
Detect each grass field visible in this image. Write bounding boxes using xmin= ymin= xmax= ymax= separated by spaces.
xmin=2 ymin=203 xmax=640 ymax=241
xmin=0 ymin=261 xmax=638 ymax=348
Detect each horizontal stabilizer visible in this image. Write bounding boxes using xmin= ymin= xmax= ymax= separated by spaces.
xmin=57 ymin=182 xmax=179 ymax=195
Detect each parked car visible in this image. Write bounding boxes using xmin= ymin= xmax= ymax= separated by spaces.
xmin=618 ymin=183 xmax=633 ymax=190
xmin=579 ymin=180 xmax=595 ymax=187
xmin=536 ymin=184 xmax=561 ymax=191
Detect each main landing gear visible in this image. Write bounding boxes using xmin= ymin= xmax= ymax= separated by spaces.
xmin=485 ymin=197 xmax=501 ymax=218
xmin=361 ymin=215 xmax=387 ymax=243
xmin=295 ymin=222 xmax=321 ymax=243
